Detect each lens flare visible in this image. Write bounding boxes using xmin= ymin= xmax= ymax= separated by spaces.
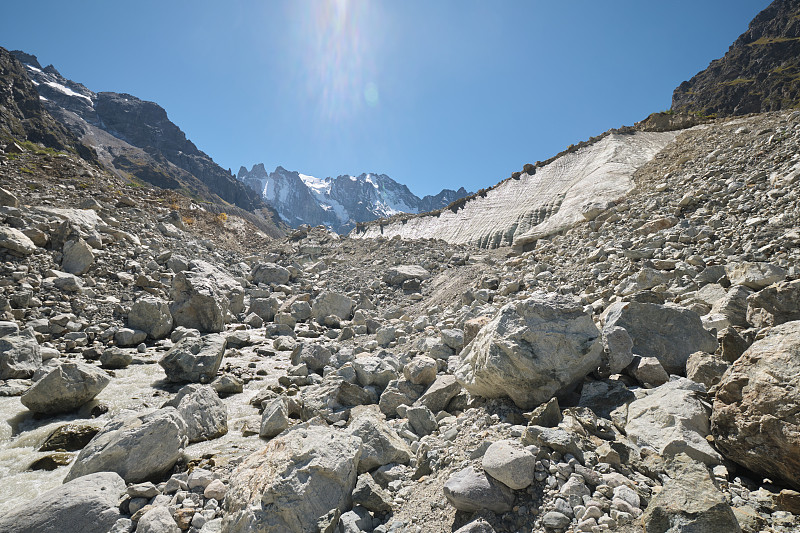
xmin=295 ymin=0 xmax=379 ymax=121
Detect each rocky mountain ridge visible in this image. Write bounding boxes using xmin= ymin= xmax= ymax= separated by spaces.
xmin=672 ymin=0 xmax=800 ymax=116
xmin=238 ymin=163 xmax=469 ymax=233
xmin=8 ymin=49 xmax=281 ymax=236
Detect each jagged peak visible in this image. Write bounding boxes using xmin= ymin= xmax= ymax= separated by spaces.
xmin=9 ymin=50 xmax=41 ymax=69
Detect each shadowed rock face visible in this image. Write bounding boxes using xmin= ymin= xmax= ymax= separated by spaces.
xmin=0 ymin=47 xmax=96 ymax=161
xmin=672 ymin=0 xmax=800 ymax=117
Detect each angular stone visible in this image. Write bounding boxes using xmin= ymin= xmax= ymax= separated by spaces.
xmin=0 ymin=472 xmax=124 ymax=533
xmin=164 ymin=384 xmax=227 ymax=443
xmin=170 ymin=260 xmax=242 ymax=333
xmin=351 ymin=473 xmax=393 ymax=513
xmin=160 ymin=333 xmax=226 ymax=383
xmin=443 ymin=466 xmax=515 ymax=514
xmin=604 ymin=301 xmax=717 ymax=375
xmin=260 ymin=397 xmax=289 ymax=439
xmin=379 ymin=379 xmax=425 ymax=417
xmin=527 ymin=397 xmax=562 ymax=427
xmin=712 ymin=321 xmax=800 ymax=489
xmin=62 ymin=238 xmax=95 ymax=276
xmin=383 ymin=265 xmax=430 ymax=286
xmin=347 ymin=406 xmax=411 ymax=472
xmin=39 ymin=423 xmax=100 ymax=452
xmin=21 ymin=362 xmax=110 ymax=415
xmin=0 ymin=323 xmax=41 ymax=379
xmin=601 ymin=325 xmax=634 ymax=375
xmin=416 ymin=374 xmax=461 ymax=413
xmin=290 ymin=343 xmax=332 ymax=374
xmin=0 ymin=226 xmax=36 ymax=255
xmin=405 ymin=405 xmax=438 ymax=437
xmin=726 ymin=262 xmax=787 ymax=290
xmin=251 ymin=262 xmax=290 ymax=285
xmin=223 ymin=423 xmax=362 ymax=533
xmin=626 ymin=378 xmax=721 ymax=466
xmin=642 ymin=454 xmax=741 ymax=533
xmin=128 ymin=297 xmax=173 ymax=340
xmin=403 ymin=356 xmax=438 ymax=386
xmin=746 ymin=279 xmax=800 ymax=329
xmin=65 ymin=407 xmax=188 ymax=483
xmin=482 ymin=439 xmax=536 ymax=490
xmin=353 ymin=356 xmax=397 ymax=388
xmin=311 ymin=291 xmax=354 ymax=321
xmin=628 ymin=355 xmax=669 ymax=388
xmin=456 ymin=292 xmax=602 ymax=409
xmin=136 ymin=506 xmax=180 ymax=533
xmin=686 ymin=351 xmax=729 ymax=389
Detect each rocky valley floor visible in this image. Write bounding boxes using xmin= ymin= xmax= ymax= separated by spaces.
xmin=0 ymin=110 xmax=799 ymax=533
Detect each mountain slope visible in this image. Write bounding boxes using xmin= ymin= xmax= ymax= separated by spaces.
xmin=0 ymin=47 xmax=95 ymax=161
xmin=237 ymin=164 xmax=469 ymax=233
xmin=10 ymin=50 xmax=283 ymax=236
xmin=672 ymin=0 xmax=800 ymax=116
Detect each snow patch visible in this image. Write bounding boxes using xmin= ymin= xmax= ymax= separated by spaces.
xmin=43 ymin=81 xmax=92 ymax=103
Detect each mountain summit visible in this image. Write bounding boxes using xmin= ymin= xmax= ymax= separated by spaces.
xmin=237 ymin=164 xmax=469 ymax=233
xmin=672 ymin=0 xmax=800 ymax=116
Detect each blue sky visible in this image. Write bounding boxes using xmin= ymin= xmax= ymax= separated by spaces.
xmin=1 ymin=1 xmax=771 ymax=196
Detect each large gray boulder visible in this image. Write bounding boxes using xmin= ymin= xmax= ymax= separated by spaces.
xmin=0 ymin=226 xmax=37 ymax=255
xmin=625 ymin=378 xmax=721 ymax=466
xmin=443 ymin=466 xmax=515 ymax=514
xmin=290 ymin=343 xmax=332 ymax=374
xmin=164 ymin=384 xmax=227 ymax=443
xmin=21 ymin=362 xmax=110 ymax=415
xmin=347 ymin=405 xmax=411 ymax=472
xmin=603 ymin=301 xmax=717 ymax=375
xmin=311 ymin=291 xmax=354 ymax=321
xmin=222 ymin=423 xmax=362 ymax=533
xmin=712 ymin=321 xmax=800 ymax=489
xmin=252 ymin=262 xmax=290 ymax=285
xmin=455 ymin=292 xmax=602 ymax=409
xmin=642 ymin=454 xmax=741 ymax=533
xmin=170 ymin=260 xmax=243 ymax=332
xmin=383 ymin=265 xmax=430 ymax=286
xmin=64 ymin=408 xmax=188 ymax=483
xmin=0 ymin=472 xmax=125 ymax=533
xmin=160 ymin=333 xmax=226 ymax=383
xmin=128 ymin=297 xmax=173 ymax=340
xmin=62 ymin=238 xmax=94 ymax=275
xmin=0 ymin=322 xmax=41 ymax=379
xmin=481 ymin=439 xmax=537 ymax=490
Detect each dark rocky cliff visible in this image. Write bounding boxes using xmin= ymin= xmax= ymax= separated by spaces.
xmin=673 ymin=0 xmax=800 ymax=116
xmin=0 ymin=47 xmax=95 ymax=161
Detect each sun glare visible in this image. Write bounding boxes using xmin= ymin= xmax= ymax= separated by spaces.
xmin=298 ymin=0 xmax=380 ymax=121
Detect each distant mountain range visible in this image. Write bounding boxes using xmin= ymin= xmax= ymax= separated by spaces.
xmin=237 ymin=164 xmax=469 ymax=233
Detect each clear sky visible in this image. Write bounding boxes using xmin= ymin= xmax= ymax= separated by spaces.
xmin=1 ymin=1 xmax=771 ymax=196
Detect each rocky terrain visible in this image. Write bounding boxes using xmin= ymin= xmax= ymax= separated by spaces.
xmin=2 ymin=2 xmax=800 ymax=533
xmin=237 ymin=164 xmax=469 ymax=233
xmin=0 ymin=102 xmax=800 ymax=533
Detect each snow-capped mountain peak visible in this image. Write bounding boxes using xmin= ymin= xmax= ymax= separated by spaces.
xmin=237 ymin=165 xmax=470 ymax=233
